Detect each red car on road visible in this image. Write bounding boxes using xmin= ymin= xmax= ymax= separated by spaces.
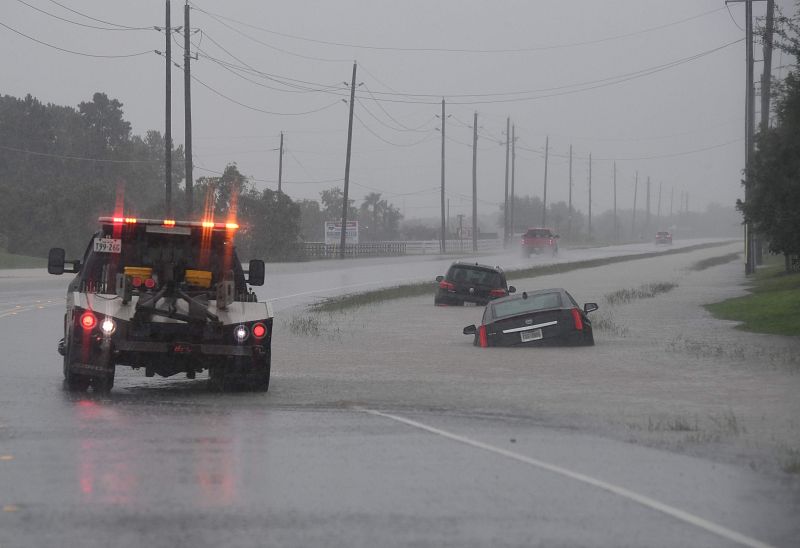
xmin=521 ymin=227 xmax=559 ymax=257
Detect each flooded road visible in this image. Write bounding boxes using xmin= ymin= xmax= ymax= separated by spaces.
xmin=1 ymin=240 xmax=798 ymax=548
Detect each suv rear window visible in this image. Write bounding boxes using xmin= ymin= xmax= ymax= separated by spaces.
xmin=447 ymin=265 xmax=502 ymax=287
xmin=524 ymin=229 xmax=552 ymax=238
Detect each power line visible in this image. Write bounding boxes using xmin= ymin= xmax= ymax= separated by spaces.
xmin=44 ymin=0 xmax=152 ymax=30
xmin=189 ymin=2 xmax=724 ymax=55
xmin=15 ymin=0 xmax=154 ymax=31
xmin=189 ymin=2 xmax=350 ymax=64
xmin=353 ymin=111 xmax=438 ymax=147
xmin=0 ymin=21 xmax=155 ymax=58
xmin=0 ymin=143 xmax=160 ymax=164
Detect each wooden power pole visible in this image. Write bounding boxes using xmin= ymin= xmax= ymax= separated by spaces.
xmin=472 ymin=111 xmax=478 ymax=252
xmin=339 ymin=62 xmax=357 ymax=258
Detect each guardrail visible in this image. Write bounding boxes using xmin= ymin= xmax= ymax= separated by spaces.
xmin=297 ymin=239 xmax=502 ymax=260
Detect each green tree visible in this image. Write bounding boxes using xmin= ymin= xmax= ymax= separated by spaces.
xmin=739 ymin=9 xmax=800 ymax=269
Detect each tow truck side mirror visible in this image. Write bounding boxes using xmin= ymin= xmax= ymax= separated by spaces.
xmin=247 ymin=259 xmax=265 ymax=286
xmin=48 ymin=248 xmax=66 ymax=275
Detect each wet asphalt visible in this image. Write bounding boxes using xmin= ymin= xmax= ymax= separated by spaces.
xmin=0 ymin=240 xmax=797 ymax=548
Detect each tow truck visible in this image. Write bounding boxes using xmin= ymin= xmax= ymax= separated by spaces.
xmin=48 ymin=216 xmax=271 ymax=393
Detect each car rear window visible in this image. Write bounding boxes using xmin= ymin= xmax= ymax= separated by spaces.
xmin=447 ymin=266 xmax=501 ymax=287
xmin=524 ymin=229 xmax=552 ymax=238
xmin=492 ymin=292 xmax=562 ymax=318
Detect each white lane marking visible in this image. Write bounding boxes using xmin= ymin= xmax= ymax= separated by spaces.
xmin=502 ymin=320 xmax=558 ymax=334
xmin=360 ymin=408 xmax=775 ymax=548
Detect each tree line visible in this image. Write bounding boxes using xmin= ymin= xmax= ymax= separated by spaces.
xmin=0 ymin=91 xmax=407 ymax=261
xmin=739 ymin=6 xmax=800 ymax=271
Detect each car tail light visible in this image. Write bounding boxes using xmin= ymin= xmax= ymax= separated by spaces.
xmin=489 ymin=289 xmax=506 ymax=298
xmin=252 ymin=323 xmax=267 ymax=339
xmin=80 ymin=311 xmax=97 ymax=330
xmin=478 ymin=325 xmax=488 ymax=347
xmin=571 ymin=308 xmax=584 ymax=331
xmin=144 ymin=278 xmax=156 ymax=289
xmin=439 ymin=280 xmax=456 ymax=291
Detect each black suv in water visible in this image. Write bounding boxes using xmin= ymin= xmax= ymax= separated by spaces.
xmin=434 ymin=262 xmax=515 ymax=306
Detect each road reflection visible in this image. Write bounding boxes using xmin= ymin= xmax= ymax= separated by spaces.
xmin=70 ymin=396 xmax=241 ymax=508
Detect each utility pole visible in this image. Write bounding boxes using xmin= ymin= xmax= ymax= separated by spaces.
xmin=727 ymin=0 xmax=765 ymax=273
xmin=670 ymin=186 xmax=674 ymax=220
xmin=164 ymin=0 xmax=172 ymax=218
xmin=757 ymin=0 xmax=775 ymax=265
xmin=183 ymin=1 xmax=193 ymax=216
xmin=632 ymin=172 xmax=638 ymax=239
xmin=746 ymin=0 xmax=756 ymax=274
xmin=472 ymin=111 xmax=478 ymax=252
xmin=503 ymin=117 xmax=510 ymax=246
xmin=542 ymin=136 xmax=549 ymax=228
xmin=567 ymin=144 xmax=573 ymax=239
xmin=510 ymin=124 xmax=516 ymax=238
xmin=440 ymin=99 xmax=447 ymax=253
xmin=587 ymin=152 xmax=592 ymax=238
xmin=761 ymin=0 xmax=775 ymax=133
xmin=657 ymin=181 xmax=662 ymax=224
xmin=645 ymin=176 xmax=651 ymax=235
xmin=613 ymin=161 xmax=618 ymax=242
xmin=339 ymin=62 xmax=357 ymax=258
xmin=278 ymin=131 xmax=284 ymax=193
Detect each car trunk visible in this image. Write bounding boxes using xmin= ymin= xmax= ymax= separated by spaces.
xmin=489 ymin=309 xmax=572 ymax=346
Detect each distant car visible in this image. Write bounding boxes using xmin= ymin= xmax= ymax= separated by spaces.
xmin=655 ymin=231 xmax=673 ymax=245
xmin=521 ymin=227 xmax=559 ymax=257
xmin=463 ymin=288 xmax=598 ymax=347
xmin=435 ymin=262 xmax=515 ymax=306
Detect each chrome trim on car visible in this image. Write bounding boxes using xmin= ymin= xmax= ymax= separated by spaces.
xmin=502 ymin=320 xmax=558 ymax=334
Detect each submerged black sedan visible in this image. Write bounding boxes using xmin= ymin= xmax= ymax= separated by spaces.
xmin=463 ymin=288 xmax=598 ymax=347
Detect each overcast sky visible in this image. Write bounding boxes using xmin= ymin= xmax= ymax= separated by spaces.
xmin=1 ymin=0 xmax=794 ymax=222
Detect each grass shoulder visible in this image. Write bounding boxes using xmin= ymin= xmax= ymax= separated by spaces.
xmin=0 ymin=250 xmax=46 ymax=269
xmin=705 ymin=257 xmax=800 ymax=336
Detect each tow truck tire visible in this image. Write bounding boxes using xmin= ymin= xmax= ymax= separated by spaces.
xmin=62 ymin=341 xmax=90 ymax=392
xmin=92 ymin=371 xmax=115 ymax=394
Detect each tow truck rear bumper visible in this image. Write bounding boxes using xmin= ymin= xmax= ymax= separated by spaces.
xmin=115 ymin=340 xmax=265 ymax=357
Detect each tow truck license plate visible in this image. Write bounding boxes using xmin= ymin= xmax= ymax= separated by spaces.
xmin=520 ymin=329 xmax=542 ymax=342
xmin=93 ymin=237 xmax=121 ymax=254
xmin=464 ymin=302 xmax=477 ymax=307
xmin=172 ymin=343 xmax=195 ymax=354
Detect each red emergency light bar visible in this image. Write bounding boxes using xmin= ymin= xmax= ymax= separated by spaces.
xmin=99 ymin=217 xmax=239 ymax=230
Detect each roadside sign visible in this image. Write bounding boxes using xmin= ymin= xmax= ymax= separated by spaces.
xmin=324 ymin=221 xmax=359 ymax=245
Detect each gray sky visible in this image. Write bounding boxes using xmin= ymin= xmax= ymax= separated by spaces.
xmin=2 ymin=0 xmax=794 ymax=222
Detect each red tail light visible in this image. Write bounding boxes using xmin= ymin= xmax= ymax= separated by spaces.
xmin=439 ymin=280 xmax=456 ymax=291
xmin=80 ymin=311 xmax=97 ymax=330
xmin=144 ymin=278 xmax=156 ymax=289
xmin=489 ymin=289 xmax=506 ymax=298
xmin=571 ymin=308 xmax=584 ymax=331
xmin=131 ymin=276 xmax=142 ymax=287
xmin=478 ymin=325 xmax=488 ymax=347
xmin=252 ymin=323 xmax=267 ymax=339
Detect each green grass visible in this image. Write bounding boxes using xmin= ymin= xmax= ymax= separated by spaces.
xmin=690 ymin=252 xmax=741 ymax=271
xmin=311 ymin=241 xmax=733 ymax=313
xmin=0 ymin=250 xmax=46 ymax=269
xmin=605 ymin=282 xmax=678 ymax=305
xmin=705 ymin=257 xmax=800 ymax=336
